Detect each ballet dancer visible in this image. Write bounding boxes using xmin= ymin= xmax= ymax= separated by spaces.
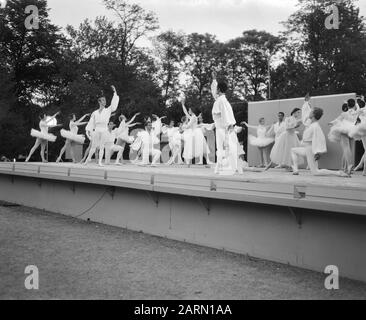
xmin=56 ymin=113 xmax=90 ymax=163
xmin=243 ymin=118 xmax=274 ymax=168
xmin=163 ymin=120 xmax=184 ymax=166
xmin=26 ymin=112 xmax=61 ymax=163
xmin=291 ymin=107 xmax=350 ymax=177
xmin=328 ymin=99 xmax=359 ymax=175
xmin=196 ymin=114 xmax=214 ymax=165
xmin=104 ymin=121 xmax=125 ymax=165
xmin=350 ymin=98 xmax=366 ymax=175
xmin=302 ymin=93 xmax=313 ymax=128
xmin=211 ymin=71 xmax=237 ymax=174
xmin=116 ymin=113 xmax=140 ymax=146
xmin=84 ymin=85 xmax=120 ymax=166
xmin=137 ymin=120 xmax=162 ymax=167
xmin=266 ymin=108 xmax=302 ymax=171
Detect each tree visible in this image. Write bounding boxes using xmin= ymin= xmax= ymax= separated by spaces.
xmin=283 ymin=0 xmax=366 ymax=95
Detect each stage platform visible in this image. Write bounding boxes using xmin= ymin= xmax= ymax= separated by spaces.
xmin=0 ymin=162 xmax=366 ymax=282
xmin=0 ymin=162 xmax=365 ymax=216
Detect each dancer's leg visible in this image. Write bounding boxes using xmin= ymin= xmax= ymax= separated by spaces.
xmin=56 ymin=142 xmax=67 ymax=163
xmin=340 ymin=134 xmax=353 ymax=174
xmin=258 ymin=147 xmax=265 ymax=167
xmin=40 ymin=141 xmax=47 ymax=163
xmin=151 ymin=149 xmax=161 ymax=166
xmin=291 ymin=147 xmax=307 ymax=175
xmin=26 ymin=139 xmax=42 ymax=162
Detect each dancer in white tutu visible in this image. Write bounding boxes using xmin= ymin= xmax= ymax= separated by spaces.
xmin=26 ymin=112 xmax=61 ymax=163
xmin=116 ymin=113 xmax=140 ymax=146
xmin=56 ymin=113 xmax=90 ymax=163
xmin=104 ymin=122 xmax=125 ymax=165
xmin=243 ymin=118 xmax=274 ymax=168
xmin=292 ymin=108 xmax=350 ymax=177
xmin=265 ymin=108 xmax=302 ymax=171
xmin=350 ymin=98 xmax=366 ymax=175
xmin=84 ymin=85 xmax=120 ymax=166
xmin=328 ymin=99 xmax=359 ymax=174
xmin=162 ymin=120 xmax=184 ymax=166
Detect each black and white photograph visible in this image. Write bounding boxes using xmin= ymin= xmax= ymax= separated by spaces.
xmin=1 ymin=0 xmax=366 ymax=305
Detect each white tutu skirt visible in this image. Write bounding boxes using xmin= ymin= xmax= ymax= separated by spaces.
xmin=249 ymin=135 xmax=274 ymax=148
xmin=328 ymin=120 xmax=355 ymax=142
xmin=349 ymin=123 xmax=366 ymax=141
xmin=31 ymin=129 xmax=57 ymax=143
xmin=61 ymin=129 xmax=85 ymax=144
xmin=170 ymin=133 xmax=182 ymax=149
xmin=118 ymin=133 xmax=135 ymax=144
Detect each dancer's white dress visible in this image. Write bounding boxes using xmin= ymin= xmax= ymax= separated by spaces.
xmin=194 ymin=125 xmax=211 ymax=158
xmin=270 ymin=116 xmax=301 ymax=167
xmin=349 ymin=109 xmax=366 ymax=141
xmin=328 ymin=109 xmax=359 ymax=142
xmin=60 ymin=121 xmax=85 ymax=144
xmin=183 ymin=115 xmax=198 ymax=161
xmin=248 ymin=125 xmax=274 ymax=148
xmin=31 ymin=120 xmax=57 ymax=142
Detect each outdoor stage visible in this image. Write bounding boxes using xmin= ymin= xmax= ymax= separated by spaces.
xmin=0 ymin=162 xmax=366 ymax=282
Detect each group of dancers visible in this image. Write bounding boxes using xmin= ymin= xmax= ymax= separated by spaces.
xmin=244 ymin=94 xmax=366 ymax=177
xmin=25 ymin=76 xmax=366 ymax=177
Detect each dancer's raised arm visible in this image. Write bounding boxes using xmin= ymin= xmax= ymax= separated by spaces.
xmin=127 ymin=113 xmax=141 ymax=126
xmin=75 ymin=113 xmax=90 ymax=125
xmin=181 ymin=98 xmax=190 ymax=118
xmin=108 ymin=85 xmax=120 ymax=113
xmin=211 ymin=71 xmax=218 ymax=101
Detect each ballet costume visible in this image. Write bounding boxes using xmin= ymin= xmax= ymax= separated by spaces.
xmin=328 ymin=109 xmax=359 ymax=143
xmin=60 ymin=121 xmax=85 ymax=145
xmin=270 ymin=116 xmax=302 ymax=167
xmin=349 ymin=109 xmax=366 ymax=141
xmin=116 ymin=120 xmax=135 ymax=145
xmin=183 ymin=115 xmax=198 ymax=162
xmin=163 ymin=127 xmax=183 ymax=165
xmin=104 ymin=129 xmax=124 ymax=165
xmin=248 ymin=125 xmax=274 ymax=148
xmin=138 ymin=129 xmax=161 ymax=166
xmin=31 ymin=120 xmax=57 ymax=143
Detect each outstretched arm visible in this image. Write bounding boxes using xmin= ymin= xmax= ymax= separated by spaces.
xmin=181 ymin=98 xmax=190 ymax=118
xmin=76 ymin=114 xmax=90 ymax=124
xmin=127 ymin=122 xmax=141 ymax=128
xmin=46 ymin=111 xmax=60 ymax=124
xmin=211 ymin=71 xmax=218 ymax=100
xmin=127 ymin=113 xmax=141 ymax=126
xmin=241 ymin=122 xmax=258 ymax=130
xmin=108 ymin=85 xmax=120 ymax=113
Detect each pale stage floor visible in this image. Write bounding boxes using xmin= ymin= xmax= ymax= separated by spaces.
xmin=21 ymin=161 xmax=366 ymax=190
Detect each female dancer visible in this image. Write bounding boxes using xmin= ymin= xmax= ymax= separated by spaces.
xmin=265 ymin=108 xmax=302 ymax=171
xmin=350 ymin=99 xmax=366 ymax=175
xmin=56 ymin=113 xmax=90 ymax=163
xmin=196 ymin=114 xmax=214 ymax=165
xmin=26 ymin=112 xmax=60 ymax=163
xmin=116 ymin=113 xmax=140 ymax=146
xmin=163 ymin=120 xmax=184 ymax=166
xmin=181 ymin=98 xmax=198 ymax=165
xmin=328 ymin=99 xmax=359 ymax=175
xmin=104 ymin=122 xmax=125 ymax=165
xmin=243 ymin=118 xmax=274 ymax=168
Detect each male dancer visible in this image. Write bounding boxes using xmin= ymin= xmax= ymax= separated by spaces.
xmin=211 ymin=71 xmax=237 ymax=174
xmin=84 ymin=85 xmax=120 ymax=166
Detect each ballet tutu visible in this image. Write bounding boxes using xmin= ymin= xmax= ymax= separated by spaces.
xmin=31 ymin=129 xmax=57 ymax=143
xmin=328 ymin=120 xmax=355 ymax=143
xmin=60 ymin=129 xmax=85 ymax=144
xmin=249 ymin=135 xmax=274 ymax=148
xmin=270 ymin=131 xmax=302 ymax=167
xmin=349 ymin=123 xmax=366 ymax=141
xmin=118 ymin=133 xmax=135 ymax=144
xmin=131 ymin=137 xmax=142 ymax=152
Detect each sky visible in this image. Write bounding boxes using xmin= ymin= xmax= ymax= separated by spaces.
xmin=47 ymin=0 xmax=366 ymax=42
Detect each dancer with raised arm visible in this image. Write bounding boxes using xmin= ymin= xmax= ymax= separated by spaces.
xmin=211 ymin=71 xmax=237 ymax=174
xmin=302 ymin=93 xmax=313 ymax=128
xmin=243 ymin=118 xmax=274 ymax=168
xmin=56 ymin=113 xmax=90 ymax=163
xmin=196 ymin=114 xmax=214 ymax=165
xmin=291 ymin=108 xmax=350 ymax=177
xmin=26 ymin=112 xmax=60 ymax=163
xmin=84 ymin=85 xmax=120 ymax=166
